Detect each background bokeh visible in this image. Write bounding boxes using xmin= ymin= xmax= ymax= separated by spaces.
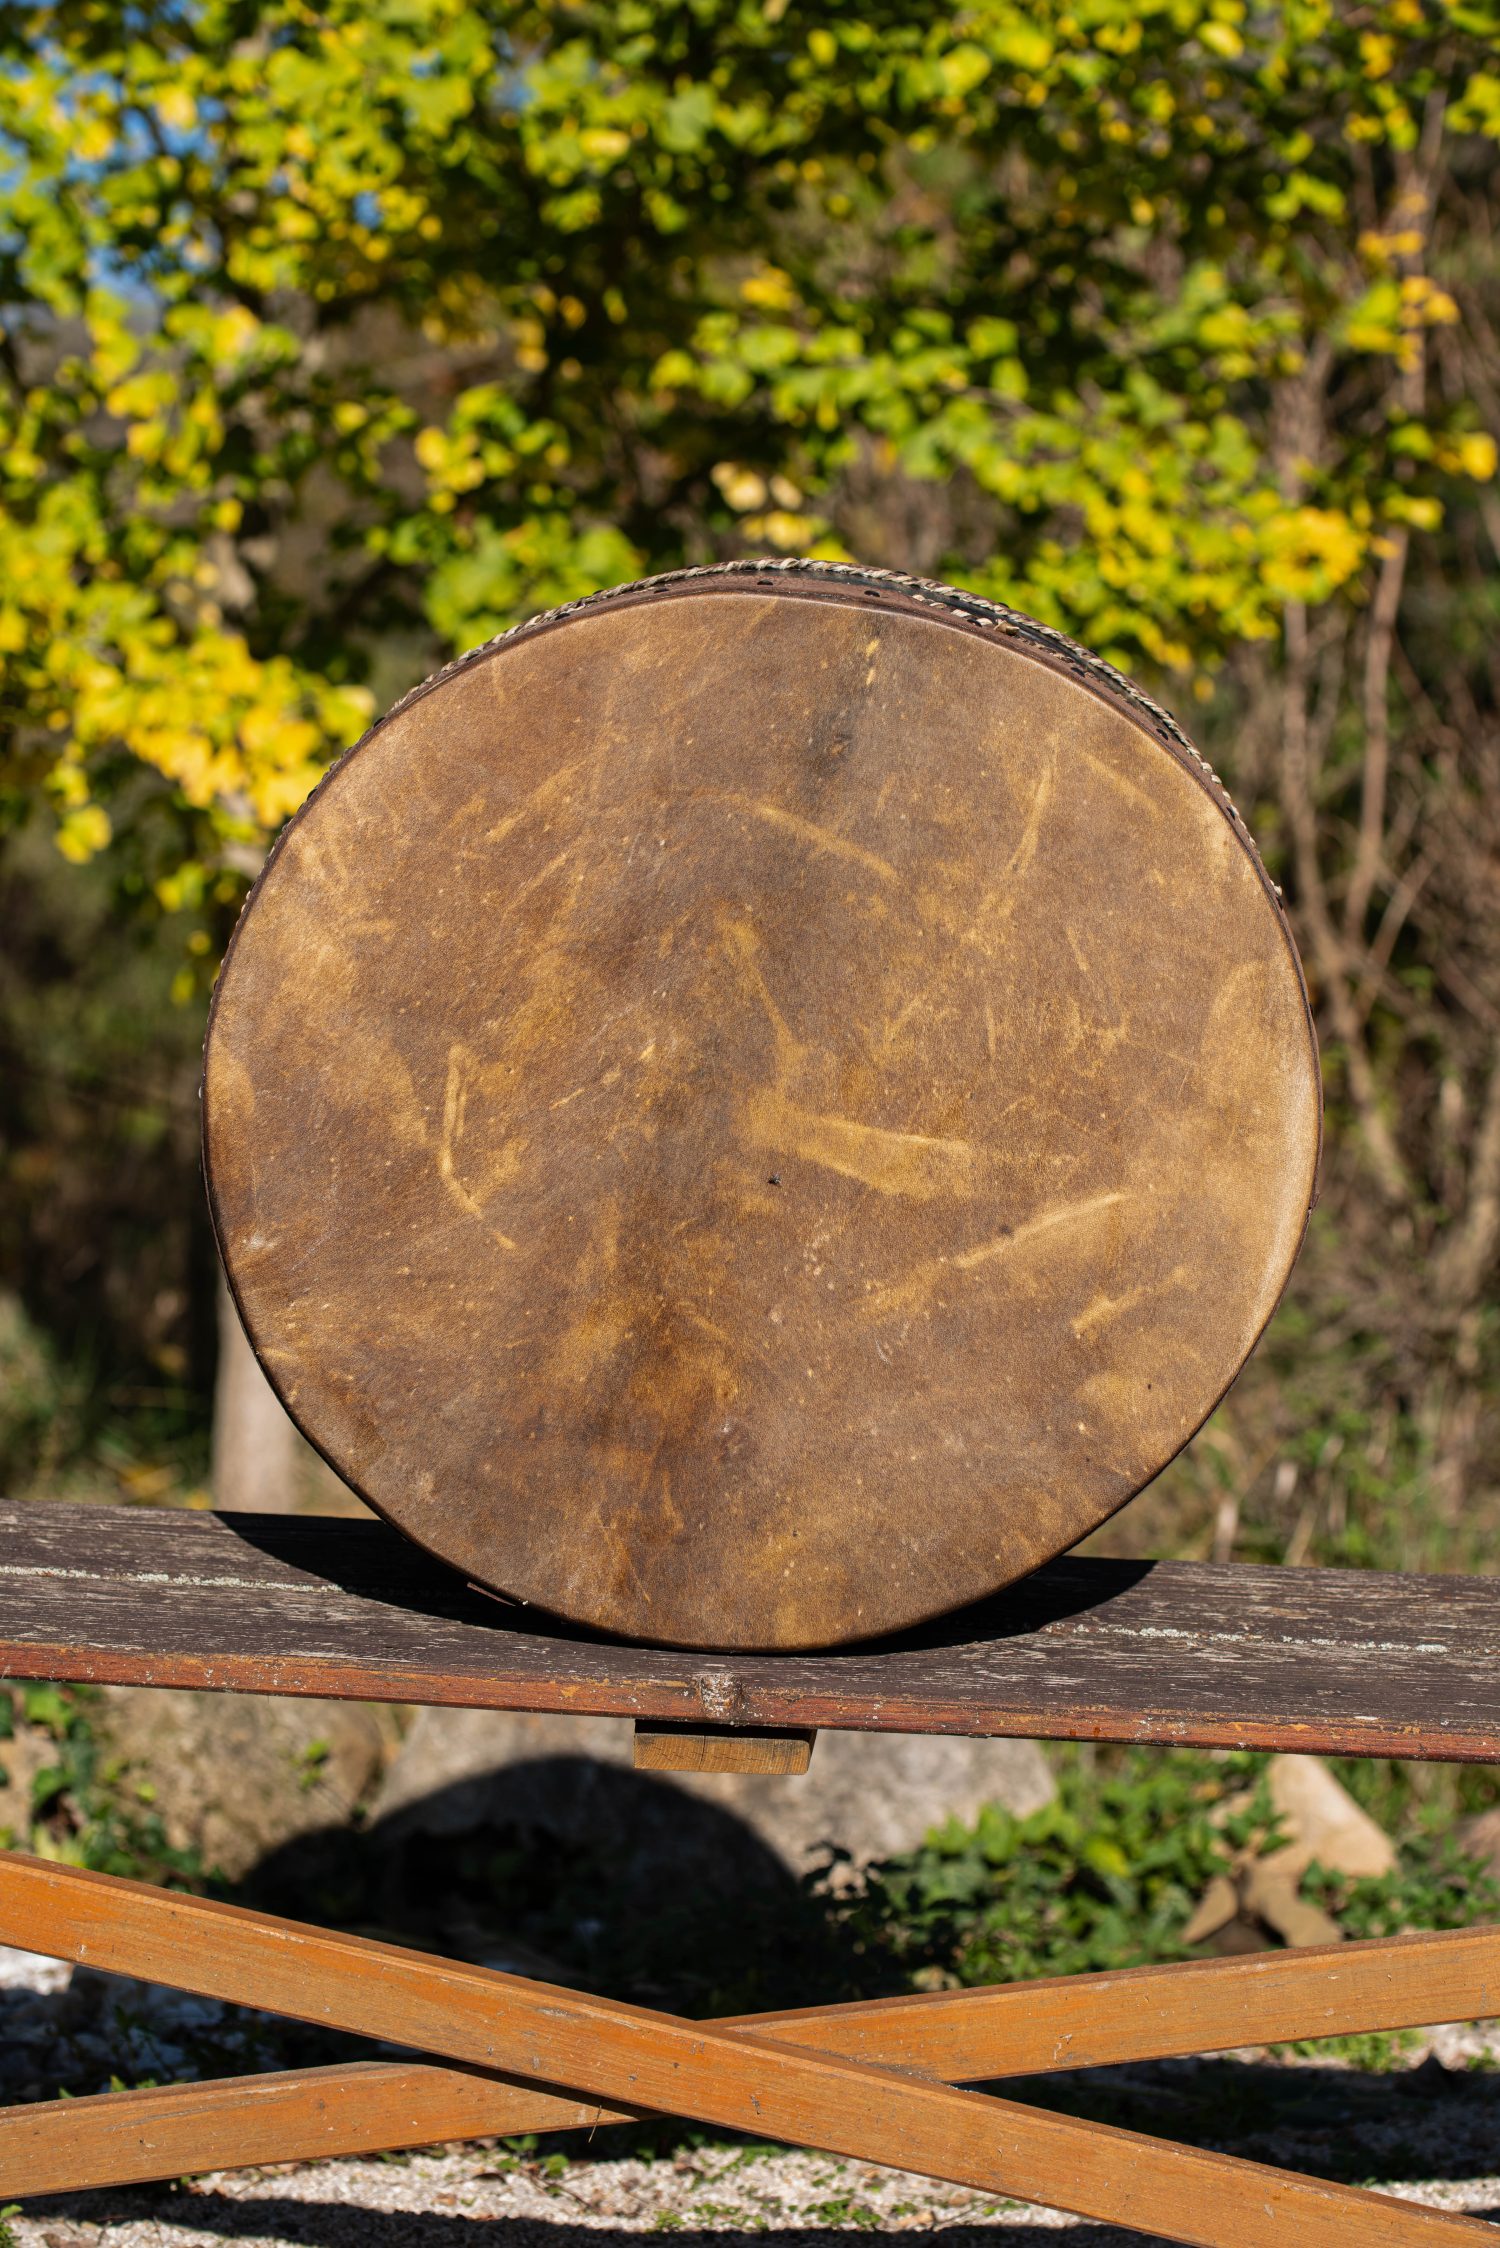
xmin=4 ymin=0 xmax=1500 ymax=1589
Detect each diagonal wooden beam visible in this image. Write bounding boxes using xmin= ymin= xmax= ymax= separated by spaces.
xmin=0 ymin=1853 xmax=1488 ymax=2246
xmin=8 ymin=1921 xmax=1500 ymax=2194
xmin=740 ymin=1922 xmax=1500 ymax=2078
xmin=0 ymin=2062 xmax=575 ymax=2196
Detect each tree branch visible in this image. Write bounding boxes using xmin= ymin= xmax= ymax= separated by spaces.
xmin=1344 ymin=528 xmax=1408 ymax=941
xmin=1431 ymin=1041 xmax=1500 ymax=1313
xmin=1279 ymin=601 xmax=1409 ymax=1203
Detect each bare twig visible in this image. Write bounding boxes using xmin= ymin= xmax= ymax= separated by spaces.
xmin=1279 ymin=601 xmax=1410 ymax=1201
xmin=1351 ymin=850 xmax=1432 ymax=1030
xmin=1347 ymin=94 xmax=1445 ymax=942
xmin=1345 ymin=529 xmax=1409 ymax=942
xmin=1431 ymin=1042 xmax=1500 ymax=1312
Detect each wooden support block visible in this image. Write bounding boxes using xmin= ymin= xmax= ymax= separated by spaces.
xmin=634 ymin=1720 xmax=815 ymax=1773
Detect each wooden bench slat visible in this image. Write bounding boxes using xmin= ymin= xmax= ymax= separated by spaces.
xmin=1 ymin=1501 xmax=1496 ymax=1760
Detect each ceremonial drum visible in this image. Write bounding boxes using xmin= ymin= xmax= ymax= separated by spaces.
xmin=204 ymin=563 xmax=1320 ymax=1652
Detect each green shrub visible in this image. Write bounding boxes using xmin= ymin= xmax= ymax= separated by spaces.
xmin=834 ymin=1747 xmax=1500 ymax=1994
xmin=2 ymin=1681 xmax=209 ymax=1890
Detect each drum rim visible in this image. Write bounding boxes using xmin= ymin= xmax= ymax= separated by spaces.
xmin=209 ymin=558 xmax=1312 ymax=1076
xmin=202 ymin=564 xmax=1323 ymax=1644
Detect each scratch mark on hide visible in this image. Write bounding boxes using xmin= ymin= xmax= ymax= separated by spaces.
xmin=708 ymin=791 xmax=897 ymax=883
xmin=1071 ymin=1262 xmax=1190 ymax=1340
xmin=438 ymin=1043 xmax=519 ymax=1250
xmin=875 ymin=754 xmax=1057 ymax=1059
xmin=743 ymin=1088 xmax=977 ymax=1201
xmin=867 ymin=1189 xmax=1127 ymax=1321
xmin=1078 ymin=745 xmax=1156 ymax=813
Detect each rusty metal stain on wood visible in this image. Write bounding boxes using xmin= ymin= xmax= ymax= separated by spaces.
xmin=2 ymin=1503 xmax=1498 ymax=1761
xmin=202 ymin=565 xmax=1319 ymax=1652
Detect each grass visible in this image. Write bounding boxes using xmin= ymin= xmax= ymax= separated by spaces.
xmin=0 ymin=1291 xmax=210 ymax=1516
xmin=1273 ymin=2027 xmax=1422 ymax=2070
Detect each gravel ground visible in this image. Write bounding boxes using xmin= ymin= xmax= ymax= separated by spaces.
xmin=15 ymin=2131 xmax=1500 ymax=2248
xmin=9 ymin=1945 xmax=1500 ymax=2243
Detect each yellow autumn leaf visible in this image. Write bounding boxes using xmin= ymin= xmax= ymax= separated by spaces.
xmin=157 ymin=86 xmax=198 ymax=132
xmin=55 ymin=803 xmax=112 ymax=863
xmin=741 ymin=266 xmax=798 ymax=311
xmin=579 ymin=128 xmax=630 ymax=161
xmin=712 ymin=463 xmax=768 ymax=511
xmin=75 ymin=118 xmax=115 ymax=163
xmin=1457 ymin=431 xmax=1498 ymax=480
xmin=1360 ymin=32 xmax=1394 ymax=79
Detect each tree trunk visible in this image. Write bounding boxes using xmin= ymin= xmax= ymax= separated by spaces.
xmin=211 ymin=1276 xmax=301 ymax=1512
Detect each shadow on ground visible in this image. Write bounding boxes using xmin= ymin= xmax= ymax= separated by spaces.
xmin=995 ymin=2051 xmax=1500 ymax=2186
xmin=245 ymin=1752 xmax=872 ymax=2018
xmin=22 ymin=2209 xmax=1257 ymax=2248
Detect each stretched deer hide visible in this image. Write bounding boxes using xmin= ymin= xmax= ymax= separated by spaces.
xmin=203 ymin=562 xmax=1320 ymax=1651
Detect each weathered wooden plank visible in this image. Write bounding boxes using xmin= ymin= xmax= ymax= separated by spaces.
xmin=1 ymin=1501 xmax=1498 ymax=1759
xmin=0 ymin=1855 xmax=1488 ymax=2246
xmin=7 ymin=1926 xmax=1500 ymax=2193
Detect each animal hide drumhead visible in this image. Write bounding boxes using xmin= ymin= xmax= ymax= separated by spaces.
xmin=204 ymin=563 xmax=1320 ymax=1651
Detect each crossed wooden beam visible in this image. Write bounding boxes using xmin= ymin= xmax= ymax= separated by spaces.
xmin=0 ymin=1854 xmax=1497 ymax=2243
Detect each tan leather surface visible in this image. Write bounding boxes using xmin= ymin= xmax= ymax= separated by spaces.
xmin=204 ymin=569 xmax=1320 ymax=1650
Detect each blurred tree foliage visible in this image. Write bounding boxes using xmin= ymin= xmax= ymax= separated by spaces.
xmin=2 ymin=0 xmax=1500 ymax=1557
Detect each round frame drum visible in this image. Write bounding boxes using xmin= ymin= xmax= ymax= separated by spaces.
xmin=204 ymin=563 xmax=1320 ymax=1651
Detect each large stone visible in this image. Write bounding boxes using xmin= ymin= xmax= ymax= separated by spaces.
xmin=1264 ymin=1754 xmax=1397 ymax=1881
xmin=0 ymin=1716 xmax=58 ymax=1849
xmin=1460 ymin=1805 xmax=1500 ymax=1879
xmin=369 ymin=1707 xmax=1055 ymax=1878
xmin=98 ymin=1686 xmax=398 ymax=1880
xmin=1185 ymin=1754 xmax=1396 ymax=1953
